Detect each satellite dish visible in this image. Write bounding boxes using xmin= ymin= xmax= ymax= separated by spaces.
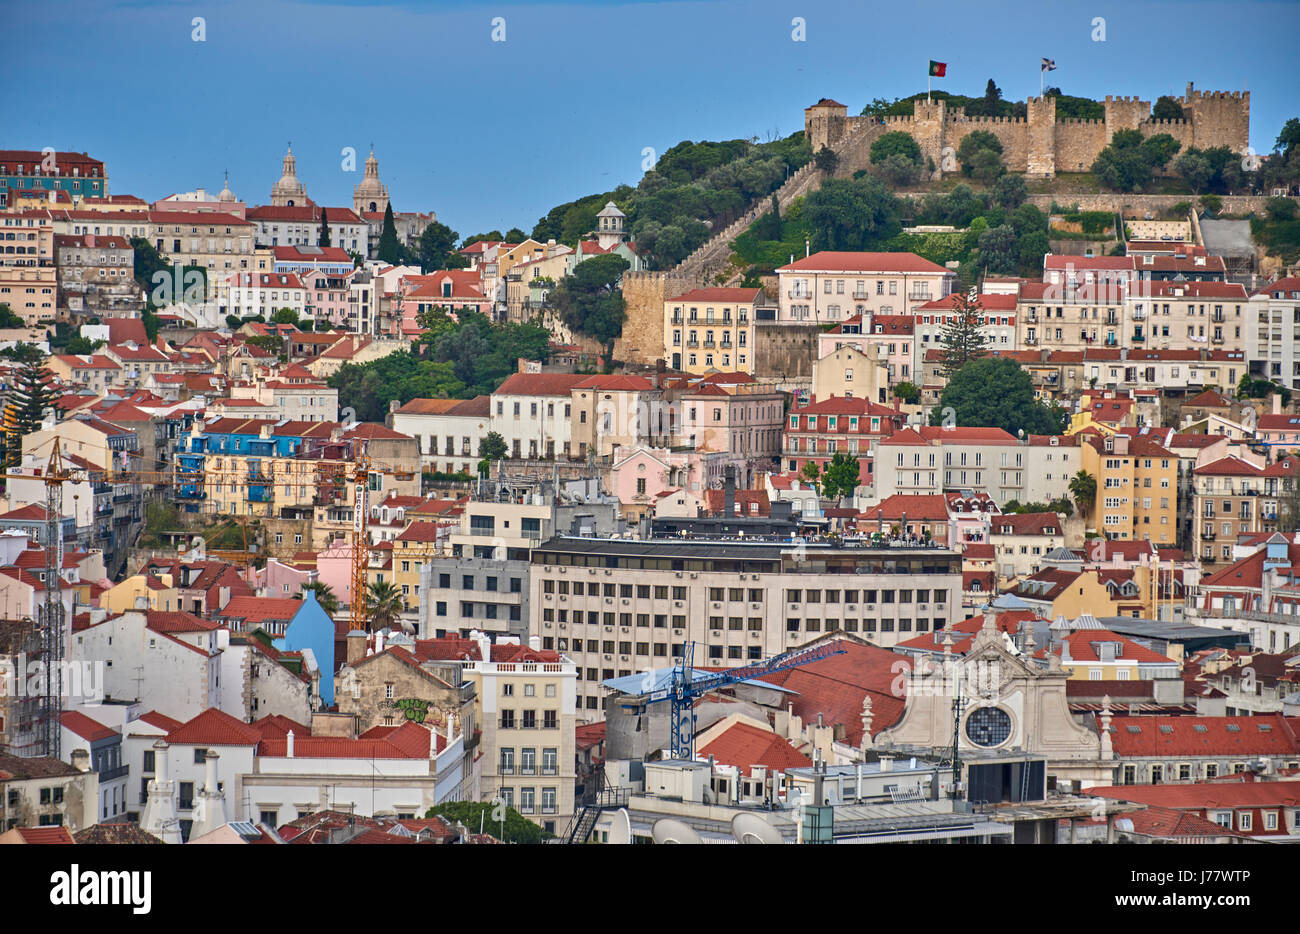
xmin=732 ymin=812 xmax=785 ymax=845
xmin=606 ymin=808 xmax=632 ymax=845
xmin=652 ymin=818 xmax=703 ymax=845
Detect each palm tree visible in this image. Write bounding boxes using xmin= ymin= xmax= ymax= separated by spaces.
xmin=1069 ymin=469 xmax=1097 ymax=517
xmin=366 ymin=580 xmax=404 ymax=632
xmin=299 ymin=581 xmax=339 ymax=615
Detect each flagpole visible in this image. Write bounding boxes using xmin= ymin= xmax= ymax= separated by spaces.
xmin=928 ymin=65 xmax=931 ymax=105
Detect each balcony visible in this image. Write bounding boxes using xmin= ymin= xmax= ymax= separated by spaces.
xmin=1200 ymin=528 xmax=1216 ymax=541
xmin=1132 ymin=333 xmax=1145 ymax=342
xmin=1212 ymin=335 xmax=1225 ymax=344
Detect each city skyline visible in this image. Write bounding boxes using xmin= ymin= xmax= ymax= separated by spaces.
xmin=3 ymin=0 xmax=1297 ymax=236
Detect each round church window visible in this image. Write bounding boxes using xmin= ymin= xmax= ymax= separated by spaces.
xmin=965 ymin=706 xmax=1011 ymax=747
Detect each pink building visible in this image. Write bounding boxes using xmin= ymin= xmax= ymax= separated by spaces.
xmin=818 ymin=314 xmax=917 ymax=383
xmin=397 ymin=270 xmax=491 ymax=337
xmin=608 ymin=445 xmax=725 ymax=518
xmin=675 ymin=382 xmax=785 ymax=483
xmin=248 ymin=558 xmax=318 ymax=599
xmin=301 ymin=268 xmax=354 ymax=328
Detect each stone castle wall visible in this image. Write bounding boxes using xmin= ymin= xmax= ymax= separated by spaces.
xmin=614 ymin=269 xmax=693 ymax=366
xmin=809 ymin=84 xmax=1250 ymax=179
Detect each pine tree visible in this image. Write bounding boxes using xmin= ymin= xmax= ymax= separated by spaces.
xmin=318 ymin=207 xmax=331 ymax=248
xmin=938 ymin=289 xmax=992 ymax=379
xmin=378 ymin=203 xmax=400 ymax=264
xmin=769 ymin=193 xmax=781 ymax=240
xmin=10 ymin=361 xmax=55 ymax=435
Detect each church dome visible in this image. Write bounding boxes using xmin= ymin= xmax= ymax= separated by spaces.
xmin=272 ymin=146 xmax=307 ymax=206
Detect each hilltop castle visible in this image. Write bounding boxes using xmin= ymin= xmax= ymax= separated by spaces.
xmin=805 ymin=82 xmax=1249 ymax=178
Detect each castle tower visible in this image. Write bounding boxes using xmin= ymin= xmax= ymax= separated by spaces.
xmin=271 ymin=145 xmax=308 ymax=207
xmin=804 ymin=98 xmax=849 ymax=153
xmin=352 ymin=147 xmax=390 ymax=215
xmin=1026 ymin=95 xmax=1057 ymax=178
xmin=911 ymin=98 xmax=947 ymax=179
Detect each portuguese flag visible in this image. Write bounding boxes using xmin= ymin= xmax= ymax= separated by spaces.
xmin=929 ymin=60 xmax=947 ymax=77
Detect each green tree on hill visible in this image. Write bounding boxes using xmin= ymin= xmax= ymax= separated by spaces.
xmin=931 ymin=356 xmax=1066 ymax=435
xmin=550 ymin=253 xmax=630 ymax=364
xmin=803 ymin=175 xmax=901 ymax=251
xmin=938 ymin=290 xmax=992 ymax=377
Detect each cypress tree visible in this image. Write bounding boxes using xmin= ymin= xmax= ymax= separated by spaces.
xmin=318 ymin=207 xmax=331 ymax=247
xmin=378 ymin=203 xmax=400 ymax=264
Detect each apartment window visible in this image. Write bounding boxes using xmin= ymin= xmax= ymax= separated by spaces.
xmin=522 ymin=710 xmax=537 ymax=729
xmin=499 ymin=709 xmax=515 ymax=729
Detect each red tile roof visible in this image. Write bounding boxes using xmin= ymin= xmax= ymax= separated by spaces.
xmin=492 ymin=373 xmax=587 ymax=396
xmin=60 ymin=710 xmax=117 ymax=743
xmin=756 ymin=639 xmax=909 ymax=746
xmin=777 ymin=251 xmax=951 ymax=274
xmin=1105 ymin=715 xmax=1300 ymax=757
xmin=698 ymin=721 xmax=812 ymax=771
xmin=166 ymin=708 xmax=263 ymax=746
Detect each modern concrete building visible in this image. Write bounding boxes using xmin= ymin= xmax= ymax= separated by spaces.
xmin=529 ymin=536 xmax=963 ymax=716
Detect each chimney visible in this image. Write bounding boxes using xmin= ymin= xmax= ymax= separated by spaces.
xmin=153 ymin=740 xmax=170 ymax=784
xmin=286 ymin=730 xmax=295 ymax=758
xmin=723 ymin=465 xmax=737 ymax=518
xmin=346 ymin=630 xmax=367 ymax=665
xmin=204 ymin=748 xmax=220 ymax=792
xmin=70 ymin=749 xmax=91 ymax=772
xmin=879 ymin=755 xmax=893 ymax=772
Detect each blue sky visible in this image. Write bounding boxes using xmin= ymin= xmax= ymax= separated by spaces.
xmin=5 ymin=0 xmax=1296 ymax=236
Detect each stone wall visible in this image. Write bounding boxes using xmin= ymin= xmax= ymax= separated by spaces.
xmin=809 ymin=85 xmax=1251 ymax=180
xmin=1026 ymin=194 xmax=1279 ymax=215
xmin=615 ymin=270 xmax=693 ymax=366
xmin=753 ymin=322 xmax=821 ymax=379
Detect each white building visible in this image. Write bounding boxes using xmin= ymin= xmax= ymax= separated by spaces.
xmin=71 ymin=611 xmax=221 ymax=721
xmin=775 ymin=251 xmax=956 ymax=324
xmin=1247 ymin=277 xmax=1300 ymax=391
xmin=489 ymin=373 xmax=584 ymax=460
xmin=226 ymin=272 xmax=308 ymax=320
xmin=390 ymin=396 xmax=492 ymax=474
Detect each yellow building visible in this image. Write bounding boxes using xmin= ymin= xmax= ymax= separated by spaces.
xmin=392 ymin=520 xmax=442 ymax=610
xmin=664 ymin=287 xmax=761 ymax=375
xmin=1080 ymin=432 xmax=1177 ymax=544
xmin=1009 ymin=568 xmax=1119 ymax=619
xmin=99 ymin=574 xmax=180 ymax=613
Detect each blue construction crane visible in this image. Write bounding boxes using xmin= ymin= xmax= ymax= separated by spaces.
xmin=651 ymin=640 xmax=847 ymax=760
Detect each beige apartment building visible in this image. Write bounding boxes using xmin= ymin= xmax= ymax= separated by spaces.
xmin=775 ymin=251 xmax=955 ymax=324
xmin=1127 ymin=280 xmax=1248 ymax=351
xmin=0 ymin=211 xmax=56 ymax=324
xmin=462 ymin=644 xmax=578 ymax=835
xmin=1192 ymin=457 xmax=1264 ymax=566
xmin=149 ymin=210 xmax=256 ymax=298
xmin=664 ymin=287 xmax=762 ymax=374
xmin=1017 ymin=282 xmax=1125 ymax=351
xmin=529 ymin=537 xmax=963 ymax=717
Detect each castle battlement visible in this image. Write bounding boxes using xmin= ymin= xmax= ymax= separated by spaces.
xmin=950 ymin=115 xmax=1027 ymax=125
xmin=1187 ymin=89 xmax=1248 ymax=101
xmin=805 ymin=81 xmax=1247 ymax=178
